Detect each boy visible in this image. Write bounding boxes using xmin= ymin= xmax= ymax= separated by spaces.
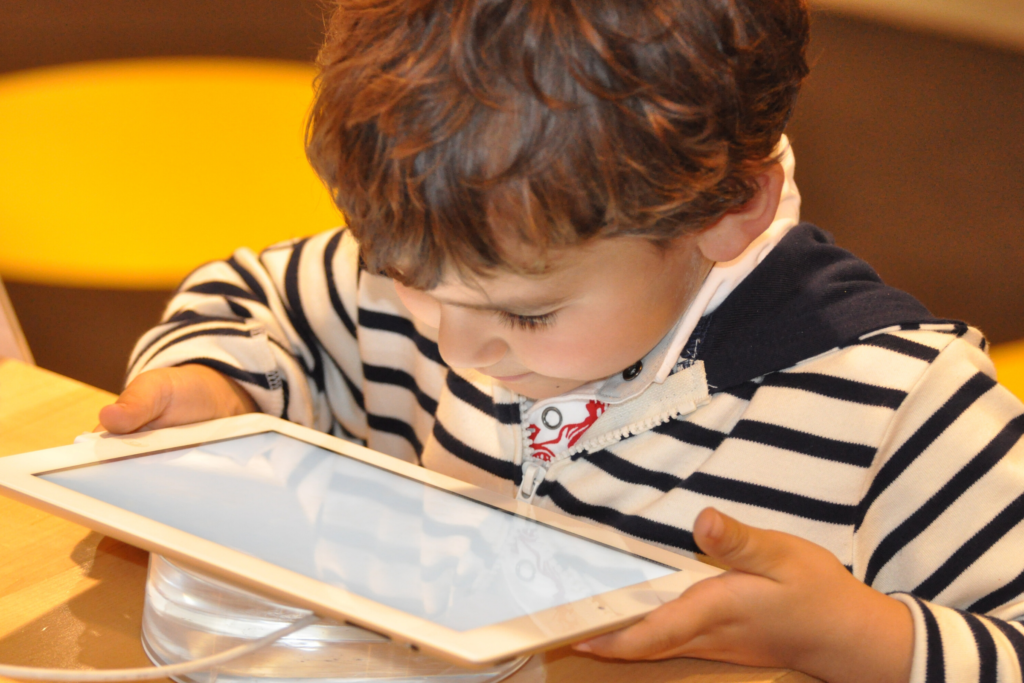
xmin=99 ymin=1 xmax=1024 ymax=681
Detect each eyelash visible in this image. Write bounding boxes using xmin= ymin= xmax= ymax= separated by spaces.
xmin=497 ymin=311 xmax=557 ymax=331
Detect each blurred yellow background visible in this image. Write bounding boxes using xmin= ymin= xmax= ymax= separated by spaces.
xmin=0 ymin=58 xmax=341 ymax=290
xmin=991 ymin=341 xmax=1024 ymax=403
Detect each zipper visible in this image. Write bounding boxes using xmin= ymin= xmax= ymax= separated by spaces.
xmin=516 ymin=460 xmax=550 ymax=503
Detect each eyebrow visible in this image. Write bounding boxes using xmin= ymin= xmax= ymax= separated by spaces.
xmin=429 ymin=294 xmax=568 ymax=315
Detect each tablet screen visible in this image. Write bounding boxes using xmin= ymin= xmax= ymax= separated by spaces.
xmin=38 ymin=432 xmax=675 ymax=631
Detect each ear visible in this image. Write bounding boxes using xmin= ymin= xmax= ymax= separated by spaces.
xmin=695 ymin=162 xmax=786 ymax=263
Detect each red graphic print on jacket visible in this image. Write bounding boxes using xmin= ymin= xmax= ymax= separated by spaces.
xmin=526 ymin=399 xmax=607 ymax=462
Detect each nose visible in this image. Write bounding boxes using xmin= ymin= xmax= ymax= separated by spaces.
xmin=436 ymin=307 xmax=507 ymax=370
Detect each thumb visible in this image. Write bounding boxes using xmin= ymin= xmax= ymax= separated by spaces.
xmin=98 ymin=373 xmax=171 ymax=434
xmin=692 ymin=507 xmax=789 ymax=579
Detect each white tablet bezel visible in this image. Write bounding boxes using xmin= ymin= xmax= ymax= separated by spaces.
xmin=0 ymin=413 xmax=720 ymax=666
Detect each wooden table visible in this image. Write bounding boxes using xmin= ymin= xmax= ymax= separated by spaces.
xmin=0 ymin=359 xmax=816 ymax=683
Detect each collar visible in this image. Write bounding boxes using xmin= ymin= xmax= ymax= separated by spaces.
xmin=528 ymin=135 xmax=801 ymax=414
xmin=516 ymin=224 xmax=943 ymax=460
xmin=694 ymin=223 xmax=940 ymax=391
xmin=654 ymin=135 xmax=802 ymax=382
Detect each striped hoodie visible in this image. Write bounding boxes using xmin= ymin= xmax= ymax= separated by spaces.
xmin=128 ymin=223 xmax=1024 ymax=683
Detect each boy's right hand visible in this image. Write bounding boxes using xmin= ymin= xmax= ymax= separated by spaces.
xmin=98 ymin=365 xmax=258 ymax=434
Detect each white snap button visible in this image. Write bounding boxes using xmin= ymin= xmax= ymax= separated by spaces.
xmin=541 ymin=406 xmax=563 ymax=429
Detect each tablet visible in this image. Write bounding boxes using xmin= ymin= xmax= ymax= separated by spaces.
xmin=0 ymin=413 xmax=720 ymax=666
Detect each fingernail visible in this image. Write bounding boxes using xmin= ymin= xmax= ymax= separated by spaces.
xmin=698 ymin=508 xmax=725 ymax=541
xmin=573 ymin=642 xmax=592 ymax=653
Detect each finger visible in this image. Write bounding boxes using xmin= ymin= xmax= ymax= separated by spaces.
xmin=693 ymin=507 xmax=792 ymax=579
xmin=574 ymin=588 xmax=721 ymax=660
xmin=98 ymin=373 xmax=172 ymax=434
xmin=576 ymin=617 xmax=687 ymax=660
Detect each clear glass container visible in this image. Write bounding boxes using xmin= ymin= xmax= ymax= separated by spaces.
xmin=141 ymin=555 xmax=529 ymax=683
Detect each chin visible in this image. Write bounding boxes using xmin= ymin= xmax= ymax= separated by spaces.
xmin=499 ymin=377 xmax=585 ymax=401
xmin=496 ymin=380 xmax=539 ymax=400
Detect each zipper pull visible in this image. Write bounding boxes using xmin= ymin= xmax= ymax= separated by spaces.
xmin=517 ymin=461 xmax=549 ymax=503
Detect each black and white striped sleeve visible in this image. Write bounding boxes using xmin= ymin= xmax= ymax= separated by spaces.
xmin=854 ymin=331 xmax=1024 ymax=683
xmin=126 ymin=229 xmax=368 ymax=439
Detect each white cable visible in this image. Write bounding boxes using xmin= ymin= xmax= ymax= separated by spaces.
xmin=0 ymin=614 xmax=320 ymax=681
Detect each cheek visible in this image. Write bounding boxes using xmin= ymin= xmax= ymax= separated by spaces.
xmin=515 ymin=332 xmax=601 ymax=378
xmin=513 ymin=306 xmax=663 ymax=380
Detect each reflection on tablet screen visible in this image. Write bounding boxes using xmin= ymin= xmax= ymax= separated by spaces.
xmin=40 ymin=432 xmax=674 ymax=631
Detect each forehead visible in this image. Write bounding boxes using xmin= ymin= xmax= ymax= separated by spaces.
xmin=429 ymin=235 xmax=666 ymax=308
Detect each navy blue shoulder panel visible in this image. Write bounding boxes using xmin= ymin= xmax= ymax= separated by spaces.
xmin=696 ymin=224 xmax=946 ymax=391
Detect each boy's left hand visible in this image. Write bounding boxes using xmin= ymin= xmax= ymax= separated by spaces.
xmin=574 ymin=508 xmax=914 ymax=683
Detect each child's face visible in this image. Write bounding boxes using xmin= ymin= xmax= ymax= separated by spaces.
xmin=393 ymin=234 xmax=713 ymax=400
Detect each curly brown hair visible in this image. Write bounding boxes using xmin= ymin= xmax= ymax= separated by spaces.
xmin=306 ymin=0 xmax=810 ymax=289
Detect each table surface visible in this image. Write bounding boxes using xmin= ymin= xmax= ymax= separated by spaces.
xmin=0 ymin=358 xmax=817 ymax=683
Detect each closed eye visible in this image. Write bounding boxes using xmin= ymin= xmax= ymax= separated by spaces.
xmin=497 ymin=310 xmax=557 ymax=331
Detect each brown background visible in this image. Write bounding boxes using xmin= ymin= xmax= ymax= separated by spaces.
xmin=2 ymin=2 xmax=1022 ymax=393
